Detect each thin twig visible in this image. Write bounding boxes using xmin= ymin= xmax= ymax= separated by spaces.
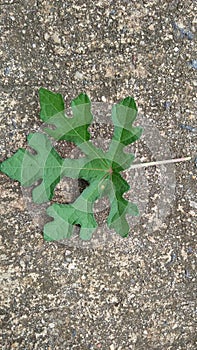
xmin=131 ymin=156 xmax=192 ymax=169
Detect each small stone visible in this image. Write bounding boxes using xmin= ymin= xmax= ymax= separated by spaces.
xmin=48 ymin=323 xmax=55 ymax=328
xmin=148 ymin=24 xmax=154 ymax=30
xmin=130 ymin=294 xmax=135 ymax=299
xmin=65 ymin=257 xmax=72 ymax=263
xmin=52 ymin=33 xmax=61 ymax=44
xmin=44 ymin=32 xmax=50 ymax=41
xmin=48 ymin=74 xmax=53 ymax=81
xmin=110 ymin=296 xmax=119 ymax=304
xmin=189 ymin=201 xmax=197 ymax=209
xmin=74 ymin=71 xmax=84 ymax=80
xmin=65 ymin=249 xmax=72 ymax=256
xmin=105 ymin=66 xmax=114 ymax=78
xmin=68 ymin=263 xmax=76 ymax=270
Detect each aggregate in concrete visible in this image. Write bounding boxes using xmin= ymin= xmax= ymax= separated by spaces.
xmin=0 ymin=1 xmax=196 ymax=349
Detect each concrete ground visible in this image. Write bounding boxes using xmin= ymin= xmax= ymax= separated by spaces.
xmin=0 ymin=1 xmax=196 ymax=349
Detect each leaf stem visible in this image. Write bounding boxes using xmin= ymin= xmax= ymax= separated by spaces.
xmin=130 ymin=156 xmax=192 ymax=169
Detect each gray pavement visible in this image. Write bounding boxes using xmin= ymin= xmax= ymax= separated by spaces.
xmin=0 ymin=1 xmax=196 ymax=349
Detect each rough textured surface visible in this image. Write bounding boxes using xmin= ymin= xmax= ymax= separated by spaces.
xmin=0 ymin=1 xmax=196 ymax=349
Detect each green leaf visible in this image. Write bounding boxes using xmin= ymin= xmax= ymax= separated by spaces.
xmin=106 ymin=97 xmax=143 ymax=170
xmin=44 ymin=180 xmax=100 ymax=241
xmin=0 ymin=90 xmax=142 ymax=241
xmin=40 ymin=89 xmax=93 ymax=145
xmin=39 ymin=87 xmax=65 ymax=122
xmin=1 ymin=133 xmax=63 ymax=203
xmin=106 ymin=173 xmax=139 ymax=237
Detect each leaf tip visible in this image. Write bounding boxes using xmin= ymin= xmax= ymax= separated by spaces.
xmin=71 ymin=93 xmax=90 ymax=107
xmin=120 ymin=96 xmax=137 ymax=110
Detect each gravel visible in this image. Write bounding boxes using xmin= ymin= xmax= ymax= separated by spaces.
xmin=0 ymin=0 xmax=196 ymax=349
